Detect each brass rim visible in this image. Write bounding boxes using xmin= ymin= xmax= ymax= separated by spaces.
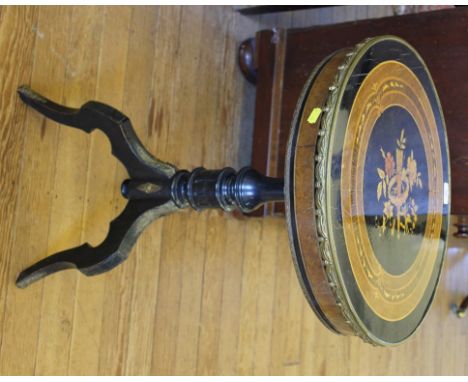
xmin=285 ymin=51 xmax=343 ymax=334
xmin=314 ymin=35 xmax=451 ymax=346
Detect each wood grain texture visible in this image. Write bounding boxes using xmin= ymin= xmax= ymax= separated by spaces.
xmin=286 ymin=50 xmax=356 ymax=336
xmin=0 ymin=5 xmax=465 ymax=376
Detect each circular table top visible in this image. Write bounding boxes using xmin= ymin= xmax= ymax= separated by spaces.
xmin=285 ymin=36 xmax=451 ymax=346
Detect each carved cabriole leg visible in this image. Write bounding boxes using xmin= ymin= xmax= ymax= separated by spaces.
xmin=451 ymin=215 xmax=468 ymax=318
xmin=452 ymin=295 xmax=468 ymax=318
xmin=453 ymin=215 xmax=468 ymax=238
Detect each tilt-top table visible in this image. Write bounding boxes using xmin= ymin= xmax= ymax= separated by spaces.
xmin=15 ymin=36 xmax=450 ymax=346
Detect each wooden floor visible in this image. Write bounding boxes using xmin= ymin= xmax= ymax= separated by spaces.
xmin=0 ymin=5 xmax=466 ymax=375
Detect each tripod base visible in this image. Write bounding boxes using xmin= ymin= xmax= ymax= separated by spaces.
xmin=15 ymin=86 xmax=284 ymax=288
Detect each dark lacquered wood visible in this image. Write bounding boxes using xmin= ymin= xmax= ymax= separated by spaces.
xmin=250 ymin=7 xmax=468 ymax=215
xmin=286 ymin=36 xmax=451 ymax=346
xmin=249 ymin=29 xmax=288 ymax=217
xmin=249 ymin=30 xmax=276 ymax=217
xmin=238 ymin=38 xmax=257 ymax=84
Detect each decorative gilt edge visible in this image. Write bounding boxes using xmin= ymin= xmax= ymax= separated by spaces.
xmin=284 ymin=52 xmax=342 ymax=334
xmin=314 ymin=37 xmax=379 ymax=346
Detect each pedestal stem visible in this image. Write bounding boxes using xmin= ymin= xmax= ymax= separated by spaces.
xmin=122 ymin=166 xmax=284 ymax=214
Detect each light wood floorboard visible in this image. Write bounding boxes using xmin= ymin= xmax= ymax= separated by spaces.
xmin=0 ymin=5 xmax=465 ymax=375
